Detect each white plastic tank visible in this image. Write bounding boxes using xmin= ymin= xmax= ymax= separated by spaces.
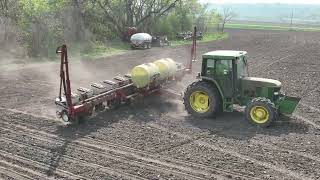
xmin=165 ymin=58 xmax=178 ymax=74
xmin=153 ymin=58 xmax=177 ymax=80
xmin=131 ymin=63 xmax=160 ymax=88
xmin=130 ymin=33 xmax=152 ymax=45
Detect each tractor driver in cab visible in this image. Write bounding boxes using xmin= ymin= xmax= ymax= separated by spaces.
xmin=215 ymin=60 xmax=232 ymax=76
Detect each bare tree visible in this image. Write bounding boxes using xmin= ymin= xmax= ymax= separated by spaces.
xmin=219 ymin=7 xmax=236 ymax=33
xmin=89 ymin=0 xmax=179 ymax=39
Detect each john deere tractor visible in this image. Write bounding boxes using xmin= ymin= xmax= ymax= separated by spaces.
xmin=184 ymin=50 xmax=301 ymax=127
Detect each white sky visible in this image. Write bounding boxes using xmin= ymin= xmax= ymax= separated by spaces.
xmin=199 ymin=0 xmax=320 ymax=4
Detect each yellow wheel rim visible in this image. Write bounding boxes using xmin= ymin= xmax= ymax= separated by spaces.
xmin=189 ymin=91 xmax=210 ymax=113
xmin=250 ymin=106 xmax=269 ymax=124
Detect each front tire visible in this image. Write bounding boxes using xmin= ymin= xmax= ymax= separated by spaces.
xmin=245 ymin=97 xmax=277 ymax=127
xmin=183 ymin=81 xmax=221 ymax=118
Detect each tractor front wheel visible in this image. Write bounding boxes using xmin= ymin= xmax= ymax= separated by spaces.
xmin=245 ymin=98 xmax=277 ymax=127
xmin=183 ymin=81 xmax=221 ymax=118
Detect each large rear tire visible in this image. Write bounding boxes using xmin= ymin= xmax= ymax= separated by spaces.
xmin=245 ymin=97 xmax=277 ymax=127
xmin=183 ymin=80 xmax=221 ymax=118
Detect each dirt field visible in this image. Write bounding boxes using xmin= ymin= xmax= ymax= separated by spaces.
xmin=0 ymin=29 xmax=320 ymax=180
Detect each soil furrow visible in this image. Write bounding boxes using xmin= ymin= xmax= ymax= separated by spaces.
xmin=0 ymin=164 xmax=33 ymax=180
xmin=0 ymin=137 xmax=144 ymax=179
xmin=0 ymin=149 xmax=86 ymax=180
xmin=299 ymin=102 xmax=320 ymax=116
xmin=198 ymin=136 xmax=320 ymax=179
xmin=0 ymin=119 xmax=258 ymax=180
xmin=251 ymin=140 xmax=320 ymax=163
xmin=0 ymin=153 xmax=79 ymax=180
xmin=294 ymin=115 xmax=320 ymax=129
xmin=149 ymin=123 xmax=314 ymax=180
xmin=0 ymin=107 xmax=58 ymax=121
xmin=1 ymin=109 xmax=318 ymax=179
xmin=0 ymin=126 xmax=221 ymax=179
xmin=195 ymin=140 xmax=314 ymax=180
xmin=0 ymin=135 xmax=210 ymax=180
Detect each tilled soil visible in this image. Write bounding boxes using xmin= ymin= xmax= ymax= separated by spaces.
xmin=0 ymin=29 xmax=320 ymax=179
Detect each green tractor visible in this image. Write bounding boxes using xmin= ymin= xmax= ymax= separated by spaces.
xmin=184 ymin=50 xmax=301 ymax=127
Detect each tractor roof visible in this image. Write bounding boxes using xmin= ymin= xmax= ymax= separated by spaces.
xmin=203 ymin=50 xmax=247 ymax=59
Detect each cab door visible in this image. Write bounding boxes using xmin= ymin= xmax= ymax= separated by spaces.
xmin=214 ymin=59 xmax=234 ymax=98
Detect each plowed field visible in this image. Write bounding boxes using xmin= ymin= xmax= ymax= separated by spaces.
xmin=0 ymin=29 xmax=319 ymax=179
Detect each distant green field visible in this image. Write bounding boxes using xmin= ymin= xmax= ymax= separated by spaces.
xmin=226 ymin=23 xmax=320 ymax=32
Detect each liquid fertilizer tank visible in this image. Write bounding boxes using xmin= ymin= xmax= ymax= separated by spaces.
xmin=131 ymin=63 xmax=160 ymax=88
xmin=153 ymin=58 xmax=177 ymax=80
xmin=131 ymin=59 xmax=178 ymax=88
xmin=164 ymin=58 xmax=178 ymax=74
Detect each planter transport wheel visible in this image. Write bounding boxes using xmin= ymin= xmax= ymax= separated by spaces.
xmin=61 ymin=110 xmax=70 ymax=122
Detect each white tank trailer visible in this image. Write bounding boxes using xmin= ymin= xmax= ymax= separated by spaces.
xmin=130 ymin=33 xmax=152 ymax=49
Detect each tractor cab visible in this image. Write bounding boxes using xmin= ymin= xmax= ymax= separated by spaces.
xmin=201 ymin=50 xmax=255 ymax=111
xmin=201 ymin=50 xmax=289 ymax=107
xmin=202 ymin=50 xmax=248 ymax=99
xmin=183 ymin=50 xmax=301 ymax=127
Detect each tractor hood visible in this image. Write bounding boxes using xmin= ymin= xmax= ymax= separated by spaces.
xmin=241 ymin=77 xmax=282 ymax=88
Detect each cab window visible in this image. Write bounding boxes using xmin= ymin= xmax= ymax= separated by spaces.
xmin=215 ymin=60 xmax=232 ymax=76
xmin=206 ymin=59 xmax=215 ymax=75
xmin=237 ymin=57 xmax=247 ymax=78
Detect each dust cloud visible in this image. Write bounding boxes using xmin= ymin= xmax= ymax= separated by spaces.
xmin=0 ymin=4 xmax=99 ymax=118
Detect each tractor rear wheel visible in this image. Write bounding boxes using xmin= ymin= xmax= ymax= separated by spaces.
xmin=183 ymin=81 xmax=221 ymax=118
xmin=245 ymin=97 xmax=277 ymax=127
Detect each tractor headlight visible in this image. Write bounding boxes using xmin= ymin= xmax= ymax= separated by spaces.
xmin=274 ymin=92 xmax=279 ymax=95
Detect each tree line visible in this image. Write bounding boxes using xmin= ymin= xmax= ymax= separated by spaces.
xmin=0 ymin=0 xmax=233 ymax=58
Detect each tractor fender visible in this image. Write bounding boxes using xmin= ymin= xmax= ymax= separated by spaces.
xmin=200 ymin=76 xmax=224 ymax=101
